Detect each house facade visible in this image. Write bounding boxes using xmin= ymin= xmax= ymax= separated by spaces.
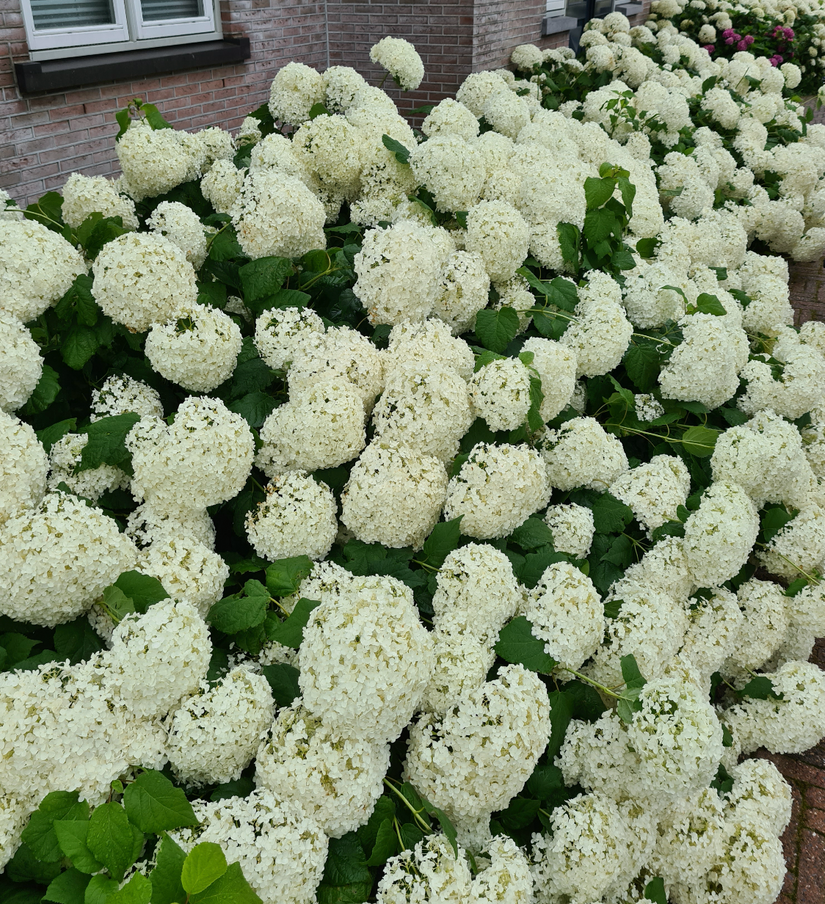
xmin=1 ymin=0 xmax=650 ymax=206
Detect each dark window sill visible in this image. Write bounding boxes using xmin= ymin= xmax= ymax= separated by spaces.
xmin=615 ymin=2 xmax=644 ymax=14
xmin=15 ymin=36 xmax=250 ymax=95
xmin=541 ymin=15 xmax=578 ymax=35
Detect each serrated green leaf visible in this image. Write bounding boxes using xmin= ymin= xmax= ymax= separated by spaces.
xmin=583 ymin=207 xmax=621 ymax=247
xmin=420 ymin=517 xmax=463 ymax=569
xmin=208 ymin=225 xmax=244 ymax=261
xmin=108 ymin=873 xmax=152 ymax=904
xmin=207 ymin=583 xmax=268 ymax=636
xmin=61 ymin=325 xmax=100 ymax=370
xmin=644 ymin=877 xmax=667 ymax=904
xmin=557 ymin=223 xmax=580 ymax=274
xmin=509 ymin=517 xmax=554 ymax=551
xmin=681 ymin=425 xmax=719 ymax=457
xmin=398 ymin=823 xmax=425 ymax=852
xmin=616 ymin=175 xmax=635 ymax=218
xmin=227 ymin=391 xmax=278 ymax=430
xmin=381 ymin=134 xmax=410 ymax=164
xmin=113 ymin=571 xmax=169 ymax=614
xmin=5 ymin=840 xmax=62 ymax=885
xmin=52 ymin=619 xmax=104 ymax=666
xmin=692 ymin=293 xmax=727 ymax=316
xmin=140 ymin=102 xmax=174 ymax=131
xmin=260 ymin=662 xmax=301 ymax=707
xmin=474 ymin=307 xmax=519 ymax=354
xmin=266 ymin=598 xmax=321 ymax=649
xmin=36 ymin=418 xmax=77 ymax=454
xmin=22 ymin=792 xmax=89 ymax=863
xmin=239 ymin=256 xmax=293 ymax=305
xmin=101 ymin=585 xmax=136 ymax=624
xmin=84 ymin=875 xmax=120 ymax=904
xmin=181 ymin=843 xmax=227 ymax=895
xmin=365 ymin=819 xmax=397 ymax=867
xmin=736 ymin=676 xmax=784 ymax=701
xmin=516 ymin=548 xmax=569 ymax=589
xmin=318 ymin=835 xmax=372 ymax=901
xmin=495 ymin=616 xmax=557 ymax=674
xmin=584 ymin=176 xmax=615 ymax=210
xmin=21 ymin=364 xmax=60 ymax=415
xmin=265 ymin=556 xmax=313 ymax=597
xmin=761 ymin=505 xmax=796 ymax=543
xmin=635 ymin=236 xmax=659 ymax=259
xmin=122 ymin=769 xmax=198 ymax=834
xmin=189 ymin=862 xmax=263 ymax=904
xmin=54 ymin=821 xmax=103 ymax=874
xmin=43 ymin=868 xmax=91 ymax=904
xmin=533 ymin=309 xmax=571 ymax=340
xmin=209 ymin=776 xmax=255 ymax=802
xmin=86 ymin=802 xmax=144 ymax=881
xmin=77 ymin=413 xmax=140 ymax=475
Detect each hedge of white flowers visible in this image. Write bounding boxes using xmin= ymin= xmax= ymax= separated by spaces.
xmin=2 ymin=20 xmax=825 ymax=904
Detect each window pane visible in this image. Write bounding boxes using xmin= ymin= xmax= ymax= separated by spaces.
xmin=140 ymin=0 xmax=202 ymax=20
xmin=30 ymin=0 xmax=115 ymax=29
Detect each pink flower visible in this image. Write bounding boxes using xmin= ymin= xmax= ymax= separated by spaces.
xmin=784 ymin=27 xmax=795 ymax=39
xmin=703 ymin=43 xmax=716 ymax=52
xmin=769 ymin=53 xmax=784 ymax=66
xmin=725 ymin=34 xmax=737 ymax=44
xmin=722 ymin=28 xmax=736 ymax=38
xmin=737 ymin=39 xmax=748 ymax=50
xmin=744 ymin=34 xmax=755 ymax=45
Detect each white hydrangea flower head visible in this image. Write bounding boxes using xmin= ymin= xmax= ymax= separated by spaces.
xmin=128 ymin=396 xmax=254 ymax=509
xmin=340 ymin=441 xmax=447 ymax=550
xmin=254 ymin=701 xmax=390 ymax=838
xmin=0 ymin=188 xmax=22 ymax=221
xmin=430 ymin=250 xmax=491 ymax=335
xmin=92 ymin=232 xmax=197 ymax=333
xmin=787 ymin=582 xmax=825 ymax=637
xmin=540 ymin=416 xmax=629 ymax=492
xmin=432 ymin=542 xmax=523 ymax=640
xmin=298 ymin=573 xmax=434 ymax=743
xmin=621 ymin=535 xmax=696 ymax=603
xmin=354 ymin=221 xmax=445 ymax=326
xmin=145 ymin=305 xmax=242 ymax=393
xmin=253 ymin=305 xmax=325 ymax=371
xmin=249 ymin=133 xmax=312 ymax=184
xmin=470 ymin=834 xmax=533 ymax=904
xmin=521 ymin=562 xmax=604 ymax=675
xmin=610 ymin=455 xmax=691 ymax=534
xmin=456 ymin=71 xmax=509 ymax=116
xmin=126 ymin=499 xmax=215 ymax=550
xmin=61 ymin=173 xmax=139 ymax=230
xmin=422 ymin=98 xmax=480 ymax=140
xmin=189 ymin=126 xmax=234 ymax=174
xmin=465 ymin=200 xmax=531 ymax=283
xmin=635 ymin=393 xmax=666 ymax=422
xmin=256 ymin=377 xmax=366 ymax=475
xmin=292 ymin=114 xmax=364 ymax=200
xmin=721 ymin=579 xmax=789 ymax=677
xmin=726 ymin=758 xmax=792 ymax=837
xmin=167 ymin=667 xmax=274 ymax=787
xmin=0 ymin=793 xmax=32 ymax=871
xmin=0 ymin=414 xmax=47 ymax=527
xmin=200 ymin=158 xmax=245 ymax=215
xmin=0 ymin=219 xmax=86 ymax=324
xmin=230 ymin=170 xmax=326 ymax=260
xmin=0 ymin=491 xmax=137 ymax=627
xmin=409 ymin=135 xmax=486 ymax=213
xmin=757 ymin=505 xmax=825 ymax=581
xmin=245 ymin=471 xmax=337 ymax=562
xmin=421 ymin=627 xmax=498 ymax=716
xmin=444 ymin=442 xmax=551 ymax=540
xmin=520 ymin=337 xmax=577 ymax=422
xmin=559 ymin=295 xmax=633 ymax=380
xmin=387 ymin=318 xmax=475 ymax=382
xmin=494 ymin=273 xmax=535 ymax=333
xmin=544 ymin=503 xmax=595 ymax=558
xmin=323 ymin=65 xmax=368 ymax=113
xmin=90 ymin=374 xmax=163 ymax=422
xmin=116 ymin=120 xmax=199 ymax=201
xmin=46 ymin=432 xmax=129 ymax=501
xmin=173 ymin=790 xmax=328 ymax=904
xmin=679 ymin=588 xmax=743 ymax=687
xmin=372 ymin=362 xmax=473 ymax=462
xmin=136 ymin=532 xmax=228 ymax=617
xmin=0 ymin=311 xmax=42 ymax=412
xmin=146 ymin=200 xmax=207 ymax=269
xmin=268 ymin=61 xmax=325 ymax=125
xmin=376 ymin=833 xmax=473 ymax=904
xmin=469 ymin=357 xmax=533 ymax=432
xmin=369 ymin=36 xmax=425 ymax=90
xmin=104 ymin=598 xmax=211 ymax=719
xmin=404 ymin=664 xmax=551 ymax=825
xmin=622 ymin=263 xmax=688 ymax=329
xmin=511 ymin=43 xmax=544 ymax=70
xmin=483 ymin=89 xmax=531 ymax=140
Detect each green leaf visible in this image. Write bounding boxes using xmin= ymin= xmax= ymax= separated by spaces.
xmin=635 ymin=237 xmax=659 ymax=259
xmin=381 ymin=134 xmax=411 ymax=164
xmin=509 ymin=517 xmax=554 ymax=551
xmin=616 ymin=175 xmax=635 ymax=218
xmin=365 ymin=819 xmax=397 ymax=867
xmin=495 ymin=616 xmax=557 ymax=674
xmin=474 ymin=307 xmax=519 ymax=354
xmin=61 ymin=326 xmax=100 ymax=370
xmin=5 ymin=841 xmax=62 ymax=885
xmin=0 ymin=632 xmax=39 ymax=668
xmin=52 ymin=619 xmax=103 ymax=666
xmin=584 ymin=176 xmax=615 ymax=210
xmin=55 ymin=274 xmax=98 ymax=326
xmin=496 ymin=796 xmax=541 ymax=831
xmin=84 ymin=875 xmax=120 ymax=904
xmin=86 ymin=802 xmax=144 ymax=882
xmin=37 ymin=418 xmax=77 ymax=454
xmin=266 ymin=598 xmax=321 ymax=649
xmin=687 ymin=292 xmax=727 ymax=316
xmin=78 ymin=413 xmax=140 ymax=476
xmin=113 ymin=571 xmax=169 ymax=614
xmin=260 ymin=663 xmax=301 ymax=707
xmin=122 ymin=769 xmax=198 ymax=834
xmin=736 ymin=676 xmax=784 ymax=701
xmin=761 ymin=505 xmax=796 ymax=543
xmin=54 ymin=821 xmax=103 ymax=874
xmin=557 ymin=223 xmax=580 ymax=274
xmin=207 ymin=581 xmax=269 ymax=635
xmin=140 ymin=102 xmax=174 ymax=131
xmin=590 ymin=492 xmax=635 ymax=534
xmin=115 ymin=107 xmax=131 ymax=141
xmin=43 ymin=868 xmax=91 ymax=904
xmin=108 ymin=874 xmax=152 ymax=904
xmin=210 ymin=776 xmax=255 ymax=801
xmin=681 ymin=425 xmax=719 ymax=457
xmin=621 ymin=653 xmax=646 ymax=690
xmin=623 ymin=343 xmax=661 ymax=392
xmin=21 ymin=364 xmax=60 ymax=415
xmin=189 ymin=862 xmax=263 ymax=904
xmin=239 ymin=256 xmax=293 ymax=305
xmin=181 ymin=843 xmax=227 ymax=896
xmin=611 ymin=247 xmax=636 ymax=270
xmin=208 ymin=225 xmax=244 ymax=262
xmin=317 ymin=836 xmax=372 ymax=904
xmin=227 ymin=392 xmax=278 ymax=430
xmin=533 ymin=309 xmax=571 ymax=340
xmin=420 ymin=799 xmax=459 ymax=858
xmin=617 ymin=653 xmax=647 ymax=723
xmin=101 ymin=585 xmax=137 ymax=624
xmin=265 ymin=556 xmax=313 ymax=597
xmin=398 ymin=823 xmax=425 ymax=852
xmin=516 ymin=548 xmax=569 ymax=590
xmin=419 ymin=517 xmax=463 ymax=569
xmin=75 ymin=216 xmax=128 ymax=261
xmin=25 ymin=191 xmax=65 ymax=232
xmin=22 ymin=792 xmax=89 ymax=863
xmin=644 ymin=877 xmax=667 ymax=904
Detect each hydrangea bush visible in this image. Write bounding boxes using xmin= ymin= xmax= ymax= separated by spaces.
xmin=1 ymin=26 xmax=825 ymax=904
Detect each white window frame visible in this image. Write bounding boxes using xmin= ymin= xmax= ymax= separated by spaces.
xmin=22 ymin=0 xmax=221 ymax=60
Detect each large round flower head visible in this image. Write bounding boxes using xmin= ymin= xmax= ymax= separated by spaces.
xmin=721 ymin=579 xmax=788 ymax=678
xmin=540 ymin=416 xmax=629 ymax=492
xmin=200 ymin=158 xmax=245 ymax=215
xmin=136 ymin=532 xmax=228 ymax=617
xmin=340 ymin=441 xmax=447 ymax=549
xmin=520 ymin=337 xmax=577 ymax=422
xmin=682 ymin=482 xmax=759 ymax=588
xmin=520 ymin=562 xmax=604 ymax=675
xmin=432 ymin=542 xmax=523 ymax=639
xmin=354 ymin=221 xmax=445 ymax=326
xmin=376 ymin=833 xmax=473 ymax=904
xmin=404 ymin=664 xmax=551 ymax=825
xmin=249 ymin=133 xmax=312 ymax=183
xmin=387 ymin=318 xmax=475 ymax=382
xmin=0 ymin=219 xmax=86 ymax=324
xmin=0 ymin=414 xmax=47 ymax=527
xmin=471 ymin=834 xmax=533 ymax=904
xmin=256 ymin=378 xmax=366 ymax=475
xmin=610 ymin=455 xmax=691 ymax=534
xmin=60 ymin=173 xmax=138 ymax=230
xmin=167 ymin=667 xmax=274 ymax=787
xmin=46 ymin=432 xmax=129 ymax=502
xmin=369 ymin=36 xmax=424 ymax=90
xmin=444 ymin=442 xmax=551 ymax=540
xmin=231 ymin=170 xmax=326 ymax=260
xmin=531 ymin=792 xmax=637 ymax=904
xmin=146 ymin=200 xmax=207 ymax=269
xmin=422 ymin=98 xmax=479 ymax=140
xmin=483 ymin=89 xmax=531 ymax=140
xmin=292 ymin=114 xmax=363 ymax=200
xmin=90 ymin=374 xmax=163 ymax=422
xmin=323 ymin=65 xmax=368 ymax=113
xmin=372 ymin=362 xmax=473 ymax=462
xmin=408 ymin=135 xmax=485 ymax=213
xmin=0 ymin=311 xmax=42 ymax=413
xmin=128 ymin=396 xmax=254 ymax=510
xmin=0 ymin=491 xmax=137 ymax=627
xmin=92 ymin=232 xmax=197 ymax=333
xmin=298 ymin=573 xmax=434 ymax=743
xmin=126 ymin=500 xmax=215 ymax=551
xmin=253 ymin=305 xmax=325 ymax=371
xmin=430 ymin=250 xmax=491 ymax=335
xmin=145 ymin=305 xmax=242 ymax=392
xmin=172 ymin=790 xmax=328 ymax=904
xmin=757 ymin=504 xmax=825 ymax=581
xmin=268 ymin=61 xmax=325 ymax=125
xmin=456 ymin=71 xmax=509 ymax=117
xmin=422 ymin=628 xmax=497 ymax=716
xmin=469 ymin=357 xmax=532 ymax=432
xmin=544 ymin=502 xmax=595 ymax=558
xmin=740 ymin=345 xmax=825 ymax=422
xmin=255 ymin=701 xmax=390 ymax=838
xmin=465 ymin=200 xmax=530 ymax=283
xmin=560 ymin=295 xmax=633 ymax=379
xmin=679 ymin=587 xmax=744 ymax=687
xmin=726 ymin=758 xmax=792 ymax=838
xmin=116 ymin=119 xmax=200 ymax=201
xmin=245 ymin=471 xmax=337 ymax=561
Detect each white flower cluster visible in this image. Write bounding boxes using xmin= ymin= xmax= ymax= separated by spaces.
xmin=146 ymin=200 xmax=207 ymax=269
xmin=61 ymin=173 xmax=139 ymax=230
xmin=0 ymin=413 xmax=47 ymax=527
xmin=610 ymin=454 xmax=691 ymax=533
xmin=544 ymin=502 xmax=595 ymax=557
xmin=47 ymin=431 xmax=130 ymax=501
xmin=0 ymin=310 xmax=43 ymax=413
xmin=90 ymin=374 xmax=163 ymax=422
xmin=540 ymin=416 xmax=629 ymax=491
xmin=369 ymin=36 xmax=425 ymax=90
xmin=253 ymin=305 xmax=325 ymax=370
xmin=469 ymin=357 xmax=533 ymax=431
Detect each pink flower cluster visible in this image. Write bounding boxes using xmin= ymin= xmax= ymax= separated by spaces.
xmin=721 ymin=28 xmax=756 ymax=50
xmin=772 ymin=24 xmax=795 ymax=40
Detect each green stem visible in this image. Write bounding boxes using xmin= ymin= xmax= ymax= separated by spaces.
xmin=556 ymin=666 xmax=626 ymax=699
xmin=383 ymin=779 xmax=431 ymax=833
